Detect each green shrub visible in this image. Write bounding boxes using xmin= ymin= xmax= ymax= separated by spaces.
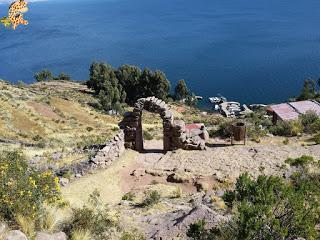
xmin=122 ymin=192 xmax=135 ymax=201
xmin=285 ymin=155 xmax=314 ymax=167
xmin=283 ymin=137 xmax=289 ymax=145
xmin=141 ymin=190 xmax=160 ymax=207
xmin=310 ymin=118 xmax=320 ymax=132
xmin=64 ymin=189 xmax=117 ymax=239
xmin=0 ymin=151 xmax=61 ymax=222
xmin=211 ymin=121 xmax=233 ymax=138
xmin=300 ymin=110 xmax=319 ymax=133
xmin=193 ymin=167 xmax=320 ymax=240
xmin=120 ymin=230 xmax=146 ymax=240
xmin=187 ymin=219 xmax=206 ymax=240
xmin=64 ymin=206 xmax=117 ymax=239
xmin=32 ymin=134 xmax=43 ymax=142
xmin=86 ymin=126 xmax=93 ymax=132
xmin=314 ymin=133 xmax=320 ymax=144
xmin=36 ymin=140 xmax=46 ymax=148
xmin=55 ymin=72 xmax=71 ymax=81
xmin=222 ymin=190 xmax=235 ymax=208
xmin=269 ymin=120 xmax=303 ymax=136
xmin=143 ymin=131 xmax=153 ymax=140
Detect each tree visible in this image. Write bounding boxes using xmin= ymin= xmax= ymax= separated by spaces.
xmin=87 ymin=62 xmax=103 ymax=93
xmin=297 ymin=79 xmax=316 ymax=100
xmin=55 ymin=72 xmax=71 ymax=81
xmin=150 ymin=70 xmax=170 ymax=100
xmin=87 ymin=62 xmax=171 ymax=107
xmin=87 ymin=63 xmax=126 ymax=112
xmin=174 ymin=79 xmax=189 ymax=101
xmin=34 ymin=69 xmax=53 ymax=82
xmin=116 ymin=65 xmax=142 ymax=105
xmin=138 ymin=69 xmax=170 ymax=100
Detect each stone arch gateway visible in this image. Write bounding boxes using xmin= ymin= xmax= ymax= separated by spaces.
xmin=119 ymin=97 xmax=209 ymax=152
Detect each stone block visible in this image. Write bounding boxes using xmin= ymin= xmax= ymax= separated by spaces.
xmin=5 ymin=231 xmax=27 ymax=240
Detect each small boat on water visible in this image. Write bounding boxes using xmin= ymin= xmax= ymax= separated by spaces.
xmin=195 ymin=96 xmax=203 ymax=100
xmin=208 ymin=94 xmax=227 ymax=104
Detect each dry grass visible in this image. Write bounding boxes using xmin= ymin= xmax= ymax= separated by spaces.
xmin=71 ymin=229 xmax=92 ymax=240
xmin=11 ymin=109 xmax=44 ymax=136
xmin=16 ymin=215 xmax=35 ymax=238
xmin=40 ymin=206 xmax=71 ymax=233
xmin=62 ymin=151 xmax=138 ymax=208
xmin=0 ymin=80 xmax=120 ymax=167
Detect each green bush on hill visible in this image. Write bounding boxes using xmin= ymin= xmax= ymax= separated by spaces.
xmin=141 ymin=190 xmax=161 ymax=207
xmin=87 ymin=62 xmax=171 ymax=109
xmin=174 ymin=79 xmax=190 ymax=101
xmin=188 ymin=156 xmax=320 ymax=240
xmin=0 ymin=151 xmax=61 ymax=223
xmin=269 ymin=120 xmax=303 ymax=137
xmin=34 ymin=69 xmax=71 ymax=82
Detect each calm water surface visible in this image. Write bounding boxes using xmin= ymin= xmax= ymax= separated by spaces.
xmin=1 ymin=0 xmax=320 ymax=106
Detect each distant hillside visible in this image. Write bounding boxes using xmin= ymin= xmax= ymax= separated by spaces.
xmin=0 ymin=79 xmax=223 ymax=170
xmin=0 ymin=80 xmax=122 ymax=169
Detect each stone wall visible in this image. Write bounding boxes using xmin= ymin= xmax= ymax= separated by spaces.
xmin=90 ymin=130 xmax=125 ymax=167
xmin=57 ymin=130 xmax=125 ymax=178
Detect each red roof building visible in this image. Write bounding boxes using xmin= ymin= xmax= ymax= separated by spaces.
xmin=268 ymin=100 xmax=320 ymax=123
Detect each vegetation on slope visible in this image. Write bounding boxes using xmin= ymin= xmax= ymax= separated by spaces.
xmin=0 ymin=80 xmax=120 ymax=169
xmin=187 ymin=156 xmax=320 ymax=240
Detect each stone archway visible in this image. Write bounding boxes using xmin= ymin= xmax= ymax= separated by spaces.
xmin=119 ymin=97 xmax=174 ymax=151
xmin=119 ymin=97 xmax=209 ymax=152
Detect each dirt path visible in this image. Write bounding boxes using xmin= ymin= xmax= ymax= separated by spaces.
xmin=63 ymin=137 xmax=320 ymax=207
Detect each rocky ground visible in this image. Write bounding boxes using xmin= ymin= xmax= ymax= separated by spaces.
xmin=2 ymin=81 xmax=319 ymax=239
xmin=62 ymin=137 xmax=320 ymax=239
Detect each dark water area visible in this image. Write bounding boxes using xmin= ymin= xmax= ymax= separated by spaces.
xmin=1 ymin=0 xmax=320 ymax=107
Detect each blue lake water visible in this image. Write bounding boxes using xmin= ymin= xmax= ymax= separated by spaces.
xmin=1 ymin=0 xmax=320 ymax=106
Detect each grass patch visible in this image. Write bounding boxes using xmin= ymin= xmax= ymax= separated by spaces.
xmin=285 ymin=155 xmax=314 ymax=167
xmin=141 ymin=190 xmax=161 ymax=207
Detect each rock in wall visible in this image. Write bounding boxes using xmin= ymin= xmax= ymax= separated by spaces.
xmin=90 ymin=130 xmax=125 ymax=167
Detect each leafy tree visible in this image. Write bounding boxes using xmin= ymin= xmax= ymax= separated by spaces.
xmin=87 ymin=62 xmax=103 ymax=93
xmin=87 ymin=62 xmax=170 ymax=107
xmin=55 ymin=72 xmax=71 ymax=81
xmin=116 ymin=65 xmax=142 ymax=105
xmin=138 ymin=68 xmax=170 ymax=100
xmin=297 ymin=79 xmax=316 ymax=100
xmin=34 ymin=69 xmax=53 ymax=82
xmin=174 ymin=79 xmax=189 ymax=100
xmin=269 ymin=120 xmax=303 ymax=137
xmin=87 ymin=63 xmax=126 ymax=112
xmin=150 ymin=70 xmax=170 ymax=100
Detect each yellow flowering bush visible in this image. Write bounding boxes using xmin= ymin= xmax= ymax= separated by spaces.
xmin=0 ymin=151 xmax=61 ymax=222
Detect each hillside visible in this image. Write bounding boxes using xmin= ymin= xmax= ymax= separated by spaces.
xmin=0 ymin=80 xmax=122 ymax=169
xmin=1 ymin=80 xmax=320 ymax=239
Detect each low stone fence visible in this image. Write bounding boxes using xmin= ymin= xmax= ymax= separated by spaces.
xmin=57 ymin=130 xmax=125 ymax=179
xmin=90 ymin=130 xmax=125 ymax=167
